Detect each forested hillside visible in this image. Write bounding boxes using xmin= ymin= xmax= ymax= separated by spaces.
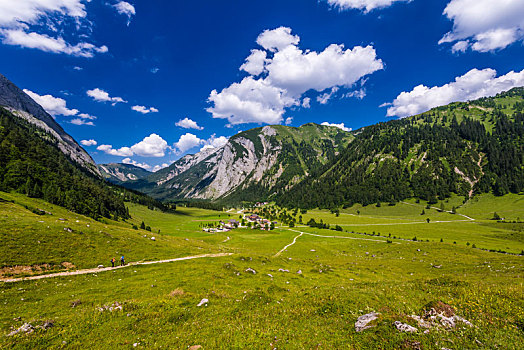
xmin=0 ymin=107 xmax=131 ymax=220
xmin=278 ymin=88 xmax=524 ymax=209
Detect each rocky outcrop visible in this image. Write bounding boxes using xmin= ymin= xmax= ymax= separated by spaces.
xmin=0 ymin=73 xmax=100 ymax=176
xmin=135 ymin=123 xmax=353 ymax=201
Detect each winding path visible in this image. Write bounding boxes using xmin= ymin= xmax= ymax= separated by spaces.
xmin=274 ymin=228 xmax=400 ymax=257
xmin=1 ymin=253 xmax=233 ymax=283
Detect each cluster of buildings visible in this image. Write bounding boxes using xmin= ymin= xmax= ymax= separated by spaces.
xmin=202 ymin=219 xmax=240 ymax=233
xmin=202 ymin=213 xmax=277 ymax=233
xmin=246 ymin=214 xmax=276 ymax=229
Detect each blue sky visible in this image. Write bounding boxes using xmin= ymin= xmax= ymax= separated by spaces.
xmin=1 ymin=0 xmax=523 ymax=171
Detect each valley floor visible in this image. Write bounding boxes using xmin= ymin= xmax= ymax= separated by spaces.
xmin=0 ymin=192 xmax=523 ymax=349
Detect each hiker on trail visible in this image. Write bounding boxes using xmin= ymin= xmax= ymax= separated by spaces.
xmin=111 ymin=257 xmax=115 ymax=268
xmin=120 ymin=255 xmax=125 ymax=266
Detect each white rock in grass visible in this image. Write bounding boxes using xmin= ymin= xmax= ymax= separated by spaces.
xmin=355 ymin=312 xmax=379 ymax=332
xmin=8 ymin=323 xmax=34 ymax=336
xmin=197 ymin=298 xmax=209 ymax=307
xmin=151 ymin=237 xmax=156 ymax=241
xmin=245 ymin=268 xmax=256 ymax=274
xmin=393 ymin=321 xmax=418 ymax=333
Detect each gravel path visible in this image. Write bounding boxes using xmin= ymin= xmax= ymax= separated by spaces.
xmin=1 ymin=253 xmax=233 ymax=283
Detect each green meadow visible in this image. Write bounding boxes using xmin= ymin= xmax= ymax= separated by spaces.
xmin=1 ymin=191 xmax=523 ymax=349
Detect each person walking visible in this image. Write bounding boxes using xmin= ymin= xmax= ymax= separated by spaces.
xmin=120 ymin=255 xmax=125 ymax=266
xmin=111 ymin=257 xmax=115 ymax=268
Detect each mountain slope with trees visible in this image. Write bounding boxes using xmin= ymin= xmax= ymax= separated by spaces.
xmin=278 ymin=88 xmax=524 ymax=209
xmin=125 ymin=123 xmax=354 ymax=202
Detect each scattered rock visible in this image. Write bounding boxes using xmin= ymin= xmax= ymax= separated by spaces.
xmin=267 ymin=274 xmax=273 ymax=278
xmin=97 ymin=302 xmax=122 ymax=312
xmin=297 ymin=270 xmax=302 ymax=274
xmin=401 ymin=340 xmax=422 ymax=350
xmin=355 ymin=312 xmax=380 ymax=332
xmin=41 ymin=320 xmax=54 ymax=330
xmin=169 ymin=288 xmax=185 ymax=297
xmin=8 ymin=323 xmax=34 ymax=336
xmin=245 ymin=268 xmax=256 ymax=274
xmin=197 ymin=298 xmax=209 ymax=307
xmin=394 ymin=321 xmax=418 ymax=333
xmin=278 ymin=268 xmax=289 ymax=273
xmin=63 ymin=227 xmax=73 ymax=233
xmin=70 ymin=299 xmax=82 ymax=308
xmin=97 ymin=265 xmax=104 ymax=269
xmin=189 ymin=346 xmax=202 ymax=350
xmin=409 ymin=301 xmax=472 ymax=331
xmin=432 ymin=265 xmax=442 ymax=269
xmin=310 ymin=249 xmax=316 ymax=252
xmin=151 ymin=237 xmax=156 ymax=241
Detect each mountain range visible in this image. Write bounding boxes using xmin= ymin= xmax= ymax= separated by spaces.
xmin=1 ymin=72 xmax=523 ymax=211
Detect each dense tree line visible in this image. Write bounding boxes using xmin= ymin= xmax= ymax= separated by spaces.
xmin=277 ymin=88 xmax=524 ymax=209
xmin=0 ymin=108 xmax=140 ymax=220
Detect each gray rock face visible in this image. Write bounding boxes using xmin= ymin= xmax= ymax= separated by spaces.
xmin=141 ymin=124 xmax=352 ymax=201
xmin=393 ymin=321 xmax=418 ymax=333
xmin=0 ymin=73 xmax=100 ymax=176
xmin=355 ymin=312 xmax=380 ymax=332
xmin=98 ymin=163 xmax=151 ymax=183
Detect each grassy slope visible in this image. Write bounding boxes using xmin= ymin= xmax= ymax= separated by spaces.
xmin=296 ymin=194 xmax=524 ymax=254
xmin=0 ymin=193 xmax=523 ymax=349
xmin=0 ymin=192 xmax=227 ymax=270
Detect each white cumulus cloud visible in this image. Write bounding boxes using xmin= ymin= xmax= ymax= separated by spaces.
xmin=98 ymin=134 xmax=169 ymax=158
xmin=70 ymin=118 xmax=94 ymax=126
xmin=256 ymin=27 xmax=300 ymax=52
xmin=321 ymin=122 xmax=352 ymax=132
xmin=1 ymin=30 xmax=108 ymax=57
xmin=81 ymin=139 xmax=97 ymax=146
xmin=24 ymin=89 xmax=78 ymax=116
xmin=0 ymin=0 xmax=107 ymax=57
xmin=207 ymin=27 xmax=383 ymax=126
xmin=326 ymin=0 xmax=412 ymax=13
xmin=152 ymin=163 xmax=169 ymax=172
xmin=24 ymin=89 xmax=97 ymax=125
xmin=113 ymin=1 xmax=135 ymax=25
xmin=240 ymin=49 xmax=268 ymax=76
xmin=175 ymin=133 xmax=203 ymax=154
xmin=87 ymin=88 xmax=126 ymax=105
xmin=97 ymin=144 xmax=134 ymax=157
xmin=175 ymin=117 xmax=203 ymax=130
xmin=122 ymin=158 xmax=151 ymax=170
xmin=130 ymin=133 xmax=168 ymax=157
xmin=439 ymin=0 xmax=524 ymax=52
xmin=383 ymin=68 xmax=524 ymax=118
xmin=132 ymin=105 xmax=159 ymax=114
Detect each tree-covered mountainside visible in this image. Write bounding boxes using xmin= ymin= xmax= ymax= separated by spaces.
xmin=0 ymin=107 xmax=132 ymax=220
xmin=123 ymin=123 xmax=353 ymax=202
xmin=0 ymin=73 xmax=100 ymax=176
xmin=99 ymin=163 xmax=151 ymax=185
xmin=278 ymin=88 xmax=524 ymax=209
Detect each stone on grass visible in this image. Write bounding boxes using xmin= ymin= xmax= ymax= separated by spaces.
xmin=197 ymin=298 xmax=209 ymax=307
xmin=355 ymin=312 xmax=380 ymax=332
xmin=393 ymin=321 xmax=418 ymax=333
xmin=245 ymin=268 xmax=256 ymax=274
xmin=8 ymin=323 xmax=34 ymax=336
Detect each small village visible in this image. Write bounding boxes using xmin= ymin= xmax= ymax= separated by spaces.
xmin=202 ymin=212 xmax=277 ymax=233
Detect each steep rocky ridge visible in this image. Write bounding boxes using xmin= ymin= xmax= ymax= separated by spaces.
xmin=126 ymin=123 xmax=353 ymax=201
xmin=98 ymin=163 xmax=151 ymax=184
xmin=0 ymin=74 xmax=100 ymax=176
